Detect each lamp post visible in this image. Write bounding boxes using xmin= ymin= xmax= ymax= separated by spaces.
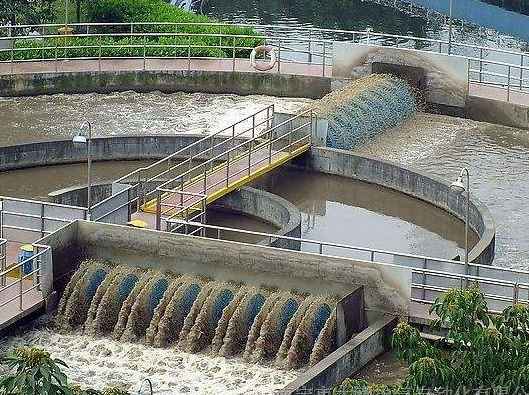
xmin=72 ymin=121 xmax=92 ymax=221
xmin=449 ymin=168 xmax=470 ymax=286
xmin=448 ymin=0 xmax=454 ymax=54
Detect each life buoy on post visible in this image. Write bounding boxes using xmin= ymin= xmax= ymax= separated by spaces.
xmin=250 ymin=45 xmax=277 ymax=72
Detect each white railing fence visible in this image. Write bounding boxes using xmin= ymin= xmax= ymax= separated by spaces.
xmin=0 ymin=22 xmax=527 ymax=100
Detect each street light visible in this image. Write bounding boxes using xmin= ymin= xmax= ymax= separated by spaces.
xmin=448 ymin=0 xmax=454 ymax=54
xmin=72 ymin=121 xmax=92 ymax=221
xmin=449 ymin=168 xmax=470 ymax=286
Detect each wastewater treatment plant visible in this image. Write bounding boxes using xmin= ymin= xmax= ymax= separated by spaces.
xmin=0 ymin=0 xmax=528 ymax=393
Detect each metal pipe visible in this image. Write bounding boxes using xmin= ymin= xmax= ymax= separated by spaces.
xmin=448 ymin=0 xmax=454 ymax=54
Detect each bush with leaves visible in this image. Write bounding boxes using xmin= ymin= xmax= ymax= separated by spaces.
xmin=391 ymin=287 xmax=529 ymax=393
xmin=0 ymin=347 xmax=131 ymax=395
xmin=0 ymin=347 xmax=73 ymax=395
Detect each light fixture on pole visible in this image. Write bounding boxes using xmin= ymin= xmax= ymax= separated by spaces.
xmin=448 ymin=0 xmax=454 ymax=54
xmin=72 ymin=121 xmax=92 ymax=221
xmin=449 ymin=167 xmax=470 ymax=286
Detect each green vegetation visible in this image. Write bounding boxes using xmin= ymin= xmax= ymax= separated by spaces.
xmin=0 ymin=347 xmax=131 ymax=395
xmin=0 ymin=0 xmax=262 ymax=61
xmin=334 ymin=287 xmax=529 ymax=394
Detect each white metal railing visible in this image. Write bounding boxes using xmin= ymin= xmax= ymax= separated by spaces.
xmin=164 ymin=219 xmax=529 ymax=312
xmin=0 ymin=22 xmax=527 ymax=101
xmin=0 ymin=243 xmax=50 ymax=312
xmin=154 ymin=109 xmax=314 ymax=230
xmin=114 ymin=105 xmax=274 ymax=212
xmin=0 ymin=238 xmax=6 ymax=288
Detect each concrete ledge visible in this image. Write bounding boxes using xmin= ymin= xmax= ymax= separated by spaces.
xmin=0 ymin=135 xmax=246 ymax=172
xmin=212 ymin=186 xmax=302 ymax=250
xmin=0 ymin=69 xmax=331 ymax=99
xmin=281 ymin=315 xmax=397 ymax=394
xmin=292 ymin=148 xmax=495 ymax=264
xmin=49 ymin=183 xmax=302 ymax=250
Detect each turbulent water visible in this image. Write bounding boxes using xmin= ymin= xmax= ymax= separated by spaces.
xmin=0 ymin=91 xmax=312 ymax=146
xmin=0 ymin=260 xmax=339 ymax=393
xmin=0 ymin=261 xmax=339 ymax=392
xmin=355 ymin=113 xmax=529 ymax=269
xmin=310 ymin=75 xmax=417 ymax=151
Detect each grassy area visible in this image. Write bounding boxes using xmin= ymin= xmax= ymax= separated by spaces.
xmin=1 ymin=0 xmax=262 ymax=61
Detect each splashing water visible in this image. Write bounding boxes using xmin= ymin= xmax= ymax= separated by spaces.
xmin=307 ymin=74 xmax=417 ymax=151
xmin=53 ymin=261 xmax=339 ymax=372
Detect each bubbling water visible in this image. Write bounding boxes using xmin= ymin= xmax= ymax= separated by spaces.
xmin=308 ymin=74 xmax=417 ymax=151
xmin=56 ymin=261 xmax=338 ymax=370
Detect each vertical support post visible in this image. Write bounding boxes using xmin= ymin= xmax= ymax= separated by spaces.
xmin=448 ymin=0 xmax=453 ymax=55
xmin=520 ymin=55 xmax=524 ymax=90
xmin=308 ymin=30 xmax=312 ymax=63
xmin=231 ymin=36 xmax=236 ymax=72
xmin=514 ymin=283 xmax=519 ymax=304
xmin=277 ymin=39 xmax=281 ymax=74
xmin=319 ymin=243 xmax=323 ymax=255
xmin=55 ymin=39 xmax=59 ymax=72
xmin=143 ymin=34 xmax=146 ymax=71
xmin=226 ymin=151 xmax=230 ymax=187
xmin=19 ymin=277 xmax=23 ymax=311
xmin=10 ymin=45 xmax=14 ymax=74
xmin=479 ymin=48 xmax=483 ymax=83
xmin=0 ymin=201 xmax=5 ymax=288
xmin=322 ymin=42 xmax=326 ymax=77
xmin=422 ymin=258 xmax=427 ymax=300
xmin=155 ymin=189 xmax=161 ymax=231
xmin=98 ymin=35 xmax=102 ymax=71
xmin=188 ymin=35 xmax=191 ymax=71
xmin=507 ymin=65 xmax=511 ymax=102
xmin=40 ymin=203 xmax=45 ymax=238
xmin=268 ymin=130 xmax=273 ymax=164
xmin=288 ymin=119 xmax=293 ymax=154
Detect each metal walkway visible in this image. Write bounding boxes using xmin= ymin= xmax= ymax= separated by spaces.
xmin=114 ymin=107 xmax=315 ymax=231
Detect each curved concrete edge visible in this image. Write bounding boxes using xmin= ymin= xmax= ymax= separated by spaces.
xmin=211 ymin=186 xmax=302 ymax=250
xmin=2 ymin=135 xmax=495 ymax=263
xmin=0 ymin=135 xmax=248 ymax=172
xmin=292 ymin=147 xmax=496 ymax=265
xmin=0 ymin=69 xmax=331 ymax=99
xmin=48 ymin=183 xmax=302 ymax=251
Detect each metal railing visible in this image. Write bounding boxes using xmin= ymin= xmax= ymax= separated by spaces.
xmin=114 ymin=105 xmax=274 ymax=212
xmin=154 ymin=109 xmax=314 ymax=230
xmin=0 ymin=196 xmax=87 ymax=243
xmin=0 ymin=22 xmax=527 ymax=100
xmin=164 ymin=219 xmax=529 ymax=312
xmin=0 ymin=238 xmax=6 ymax=288
xmin=160 ymin=190 xmax=207 ymax=236
xmin=0 ymin=243 xmax=50 ymax=312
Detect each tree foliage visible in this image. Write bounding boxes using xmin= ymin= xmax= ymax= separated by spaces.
xmin=334 ymin=287 xmax=529 ymax=394
xmin=0 ymin=0 xmax=55 ymax=26
xmin=0 ymin=348 xmax=131 ymax=395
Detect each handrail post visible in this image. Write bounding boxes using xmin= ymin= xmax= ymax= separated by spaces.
xmin=479 ymin=48 xmax=483 ymax=83
xmin=10 ymin=45 xmax=14 ymax=74
xmin=143 ymin=34 xmax=146 ymax=70
xmin=507 ymin=65 xmax=511 ymax=102
xmin=188 ymin=35 xmax=191 ymax=71
xmin=308 ymin=30 xmax=312 ymax=63
xmin=288 ymin=119 xmax=293 ymax=154
xmin=268 ymin=130 xmax=273 ymax=164
xmin=98 ymin=35 xmax=102 ymax=71
xmin=226 ymin=151 xmax=230 ymax=187
xmin=19 ymin=277 xmax=23 ymax=311
xmin=55 ymin=39 xmax=59 ymax=72
xmin=513 ymin=282 xmax=519 ymax=304
xmin=520 ymin=55 xmax=524 ymax=90
xmin=232 ymin=36 xmax=236 ymax=72
xmin=322 ymin=42 xmax=326 ymax=77
xmin=155 ymin=189 xmax=161 ymax=231
xmin=277 ymin=39 xmax=281 ymax=74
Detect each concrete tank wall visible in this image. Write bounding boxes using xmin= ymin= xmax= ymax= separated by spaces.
xmin=48 ymin=182 xmax=302 ymax=250
xmin=40 ymin=220 xmax=412 ymax=315
xmin=0 ymin=70 xmax=331 ymax=99
xmin=292 ymin=147 xmax=495 ymax=264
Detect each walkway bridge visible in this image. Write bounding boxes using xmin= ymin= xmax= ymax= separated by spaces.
xmin=113 ymin=106 xmax=315 ymax=231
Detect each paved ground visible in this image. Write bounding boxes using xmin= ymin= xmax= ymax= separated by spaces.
xmin=0 ymin=57 xmax=527 ymax=106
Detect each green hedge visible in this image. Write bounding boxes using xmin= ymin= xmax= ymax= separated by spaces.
xmin=0 ymin=0 xmax=262 ymax=61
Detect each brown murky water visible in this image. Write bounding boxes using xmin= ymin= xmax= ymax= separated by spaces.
xmin=0 ymin=91 xmax=312 ymax=146
xmin=356 ymin=113 xmax=529 ymax=268
xmin=257 ymin=167 xmax=471 ymax=260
